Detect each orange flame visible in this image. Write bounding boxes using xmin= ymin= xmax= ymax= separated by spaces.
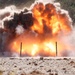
xmin=9 ymin=2 xmax=72 ymax=56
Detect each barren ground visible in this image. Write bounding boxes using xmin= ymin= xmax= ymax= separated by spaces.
xmin=0 ymin=57 xmax=75 ymax=75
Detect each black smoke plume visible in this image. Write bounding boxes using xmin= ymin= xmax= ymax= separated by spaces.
xmin=0 ymin=8 xmax=34 ymax=56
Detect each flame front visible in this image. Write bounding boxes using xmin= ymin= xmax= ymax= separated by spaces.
xmin=9 ymin=2 xmax=72 ymax=56
xmin=10 ymin=38 xmax=57 ymax=56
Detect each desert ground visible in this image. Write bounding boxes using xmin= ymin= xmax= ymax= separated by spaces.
xmin=0 ymin=57 xmax=75 ymax=75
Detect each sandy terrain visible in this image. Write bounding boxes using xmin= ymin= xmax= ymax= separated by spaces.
xmin=0 ymin=57 xmax=75 ymax=75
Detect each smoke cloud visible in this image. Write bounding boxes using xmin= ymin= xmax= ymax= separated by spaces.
xmin=0 ymin=0 xmax=74 ymax=57
xmin=16 ymin=25 xmax=24 ymax=35
xmin=59 ymin=27 xmax=75 ymax=57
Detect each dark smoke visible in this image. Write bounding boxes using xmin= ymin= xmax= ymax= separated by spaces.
xmin=4 ymin=9 xmax=33 ymax=35
xmin=0 ymin=8 xmax=34 ymax=56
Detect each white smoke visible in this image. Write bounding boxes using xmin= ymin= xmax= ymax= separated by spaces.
xmin=0 ymin=5 xmax=16 ymax=15
xmin=60 ymin=28 xmax=75 ymax=57
xmin=16 ymin=25 xmax=25 ymax=35
xmin=0 ymin=5 xmax=17 ymax=20
xmin=0 ymin=5 xmax=21 ymax=28
xmin=35 ymin=0 xmax=55 ymax=4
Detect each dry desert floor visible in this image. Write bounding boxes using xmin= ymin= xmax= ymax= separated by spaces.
xmin=0 ymin=57 xmax=75 ymax=75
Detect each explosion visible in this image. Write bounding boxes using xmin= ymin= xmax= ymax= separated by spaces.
xmin=0 ymin=1 xmax=73 ymax=56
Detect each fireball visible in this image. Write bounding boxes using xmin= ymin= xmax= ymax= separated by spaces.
xmin=5 ymin=2 xmax=72 ymax=56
